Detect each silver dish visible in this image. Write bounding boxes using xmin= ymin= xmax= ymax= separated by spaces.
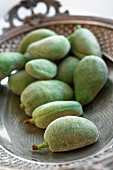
xmin=0 ymin=0 xmax=113 ymax=169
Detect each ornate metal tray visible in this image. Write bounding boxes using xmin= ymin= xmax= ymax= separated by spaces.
xmin=1 ymin=0 xmax=113 ymax=169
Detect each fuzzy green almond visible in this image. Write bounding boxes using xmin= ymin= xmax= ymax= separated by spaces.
xmin=56 ymin=56 xmax=79 ymax=85
xmin=18 ymin=28 xmax=56 ymax=54
xmin=25 ymin=59 xmax=57 ymax=80
xmin=8 ymin=70 xmax=35 ymax=95
xmin=74 ymin=55 xmax=108 ymax=105
xmin=32 ymin=116 xmax=99 ymax=152
xmin=24 ymin=100 xmax=83 ymax=129
xmin=27 ymin=35 xmax=71 ymax=61
xmin=71 ymin=26 xmax=102 ymax=59
xmin=0 ymin=52 xmax=30 ymax=81
xmin=20 ymin=80 xmax=74 ymax=116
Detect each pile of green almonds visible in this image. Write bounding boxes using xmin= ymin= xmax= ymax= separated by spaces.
xmin=1 ymin=26 xmax=109 ymax=152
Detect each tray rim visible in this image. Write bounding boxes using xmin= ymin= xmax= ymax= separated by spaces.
xmin=0 ymin=143 xmax=112 ymax=169
xmin=1 ymin=15 xmax=113 ymax=44
xmin=1 ymin=14 xmax=113 ymax=169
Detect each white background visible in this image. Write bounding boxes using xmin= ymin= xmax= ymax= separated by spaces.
xmin=0 ymin=0 xmax=113 ymax=34
xmin=0 ymin=0 xmax=113 ymax=18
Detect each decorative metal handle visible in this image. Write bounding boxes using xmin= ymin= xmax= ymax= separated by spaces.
xmin=3 ymin=0 xmax=69 ymax=32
